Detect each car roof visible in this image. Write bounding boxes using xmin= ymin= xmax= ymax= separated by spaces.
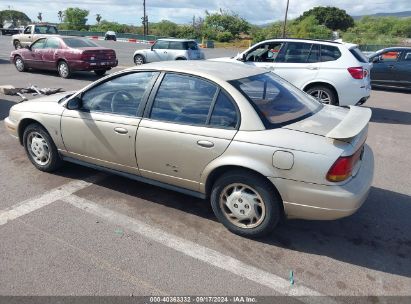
xmin=127 ymin=61 xmax=266 ymax=81
xmin=157 ymin=38 xmax=196 ymax=42
xmin=261 ymin=38 xmax=343 ymax=45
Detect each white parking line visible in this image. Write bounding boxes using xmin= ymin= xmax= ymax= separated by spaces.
xmin=64 ymin=194 xmax=335 ymax=302
xmin=0 ymin=174 xmax=105 ymax=226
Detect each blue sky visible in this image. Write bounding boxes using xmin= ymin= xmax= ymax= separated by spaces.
xmin=1 ymin=0 xmax=411 ymax=25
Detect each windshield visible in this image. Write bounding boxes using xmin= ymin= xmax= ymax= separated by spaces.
xmin=230 ymin=72 xmax=322 ymax=128
xmin=62 ymin=38 xmax=99 ymax=48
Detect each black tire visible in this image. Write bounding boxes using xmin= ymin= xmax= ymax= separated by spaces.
xmin=176 ymin=57 xmax=187 ymax=60
xmin=23 ymin=123 xmax=63 ymax=172
xmin=306 ymin=85 xmax=338 ymax=106
xmin=57 ymin=60 xmax=71 ymax=78
xmin=14 ymin=40 xmax=21 ymax=50
xmin=210 ymin=170 xmax=282 ymax=237
xmin=14 ymin=55 xmax=26 ymax=72
xmin=134 ymin=54 xmax=145 ymax=65
xmin=94 ymin=69 xmax=106 ymax=76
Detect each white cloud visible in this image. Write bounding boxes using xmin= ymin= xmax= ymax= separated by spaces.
xmin=1 ymin=0 xmax=410 ymax=25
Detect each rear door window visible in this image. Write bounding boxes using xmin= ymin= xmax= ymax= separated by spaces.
xmin=307 ymin=44 xmax=320 ymax=63
xmin=320 ymin=45 xmax=341 ymax=62
xmin=168 ymin=41 xmax=185 ymax=50
xmin=150 ymin=74 xmax=218 ymax=125
xmin=209 ymin=92 xmax=238 ymax=129
xmin=185 ymin=41 xmax=199 ymax=50
xmin=45 ymin=38 xmax=61 ymax=49
xmin=401 ymin=51 xmax=411 ymax=61
xmin=281 ymin=42 xmax=313 ymax=63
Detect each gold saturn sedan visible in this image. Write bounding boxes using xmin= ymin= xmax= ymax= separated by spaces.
xmin=4 ymin=61 xmax=374 ymax=237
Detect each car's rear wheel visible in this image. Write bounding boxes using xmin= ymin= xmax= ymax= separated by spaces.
xmin=210 ymin=170 xmax=282 ymax=237
xmin=134 ymin=54 xmax=145 ymax=65
xmin=94 ymin=69 xmax=106 ymax=76
xmin=23 ymin=123 xmax=63 ymax=172
xmin=14 ymin=40 xmax=21 ymax=50
xmin=57 ymin=61 xmax=71 ymax=78
xmin=306 ymin=85 xmax=338 ymax=105
xmin=14 ymin=56 xmax=26 ymax=72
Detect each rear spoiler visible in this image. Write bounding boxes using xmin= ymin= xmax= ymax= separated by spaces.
xmin=326 ymin=106 xmax=372 ymax=140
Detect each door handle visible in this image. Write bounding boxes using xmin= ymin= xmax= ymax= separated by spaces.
xmin=114 ymin=127 xmax=128 ymax=134
xmin=197 ymin=140 xmax=214 ymax=148
xmin=306 ymin=66 xmax=319 ymax=70
xmin=388 ymin=65 xmax=394 ymax=69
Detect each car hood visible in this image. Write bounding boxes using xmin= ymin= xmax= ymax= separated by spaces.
xmin=284 ymin=105 xmax=372 ymax=141
xmin=12 ymin=91 xmax=75 ymax=115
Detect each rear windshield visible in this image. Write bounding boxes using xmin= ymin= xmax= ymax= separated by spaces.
xmin=34 ymin=25 xmax=58 ymax=34
xmin=62 ymin=38 xmax=99 ymax=48
xmin=230 ymin=73 xmax=322 ymax=128
xmin=350 ymin=47 xmax=368 ymax=63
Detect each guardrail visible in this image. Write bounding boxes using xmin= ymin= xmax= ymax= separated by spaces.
xmin=58 ymin=30 xmax=159 ymax=41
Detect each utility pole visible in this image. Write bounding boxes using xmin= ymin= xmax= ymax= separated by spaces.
xmin=142 ymin=0 xmax=148 ymax=37
xmin=282 ymin=0 xmax=290 ymax=38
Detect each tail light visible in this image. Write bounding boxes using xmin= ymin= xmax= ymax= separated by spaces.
xmin=327 ymin=147 xmax=363 ymax=182
xmin=81 ymin=52 xmax=96 ymax=61
xmin=347 ymin=67 xmax=364 ymax=79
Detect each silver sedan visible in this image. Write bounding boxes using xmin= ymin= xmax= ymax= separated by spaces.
xmin=4 ymin=61 xmax=374 ymax=237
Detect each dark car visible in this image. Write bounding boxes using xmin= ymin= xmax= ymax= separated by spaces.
xmin=104 ymin=31 xmax=117 ymax=41
xmin=10 ymin=36 xmax=118 ymax=78
xmin=369 ymin=47 xmax=411 ymax=89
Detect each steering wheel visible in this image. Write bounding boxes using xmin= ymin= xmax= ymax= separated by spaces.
xmin=111 ymin=90 xmax=134 ymax=113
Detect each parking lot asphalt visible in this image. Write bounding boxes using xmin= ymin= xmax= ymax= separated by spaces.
xmin=0 ymin=35 xmax=411 ymax=297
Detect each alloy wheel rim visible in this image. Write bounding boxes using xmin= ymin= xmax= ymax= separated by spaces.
xmin=27 ymin=132 xmax=50 ymax=166
xmin=219 ymin=183 xmax=266 ymax=229
xmin=59 ymin=63 xmax=69 ymax=77
xmin=15 ymin=58 xmax=24 ymax=71
xmin=135 ymin=56 xmax=143 ymax=65
xmin=310 ymin=90 xmax=331 ymax=104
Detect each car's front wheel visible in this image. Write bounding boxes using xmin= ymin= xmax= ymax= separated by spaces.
xmin=306 ymin=85 xmax=338 ymax=105
xmin=134 ymin=54 xmax=145 ymax=65
xmin=210 ymin=170 xmax=282 ymax=237
xmin=23 ymin=123 xmax=63 ymax=172
xmin=57 ymin=61 xmax=71 ymax=78
xmin=14 ymin=56 xmax=26 ymax=72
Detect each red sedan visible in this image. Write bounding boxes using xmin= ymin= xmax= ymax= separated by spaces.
xmin=10 ymin=36 xmax=118 ymax=78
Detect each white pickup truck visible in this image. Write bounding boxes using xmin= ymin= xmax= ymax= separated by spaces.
xmin=12 ymin=24 xmax=59 ymax=49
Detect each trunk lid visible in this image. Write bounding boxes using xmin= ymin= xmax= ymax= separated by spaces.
xmin=284 ymin=105 xmax=371 ymax=142
xmin=80 ymin=48 xmax=116 ymax=61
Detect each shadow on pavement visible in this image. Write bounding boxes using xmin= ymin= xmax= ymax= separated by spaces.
xmin=90 ymin=174 xmax=411 ymax=278
xmin=263 ymin=186 xmax=411 ymax=278
xmin=0 ymin=58 xmax=10 ymax=64
xmin=370 ymin=107 xmax=411 ymax=125
xmin=23 ymin=69 xmax=103 ymax=81
xmin=0 ymin=99 xmax=15 ymax=120
xmin=372 ymin=86 xmax=411 ymax=94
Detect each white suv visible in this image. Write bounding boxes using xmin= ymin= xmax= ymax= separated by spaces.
xmin=212 ymin=39 xmax=371 ymax=106
xmin=133 ymin=39 xmax=204 ymax=65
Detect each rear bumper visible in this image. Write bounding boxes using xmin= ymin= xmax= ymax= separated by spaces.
xmin=269 ymin=144 xmax=374 ymax=220
xmin=69 ymin=59 xmax=118 ymax=71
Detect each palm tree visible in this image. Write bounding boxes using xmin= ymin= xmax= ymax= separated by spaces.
xmin=96 ymin=14 xmax=102 ymax=25
xmin=58 ymin=11 xmax=63 ymax=23
xmin=37 ymin=12 xmax=42 ymax=23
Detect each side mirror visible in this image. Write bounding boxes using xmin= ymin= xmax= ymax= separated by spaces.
xmin=66 ymin=97 xmax=82 ymax=110
xmin=371 ymin=56 xmax=380 ymax=63
xmin=24 ymin=45 xmax=31 ymax=50
xmin=150 ymin=45 xmax=154 ymax=51
xmin=237 ymin=53 xmax=246 ymax=62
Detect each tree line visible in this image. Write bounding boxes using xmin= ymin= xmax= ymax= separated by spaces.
xmin=1 ymin=6 xmax=410 ymax=45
